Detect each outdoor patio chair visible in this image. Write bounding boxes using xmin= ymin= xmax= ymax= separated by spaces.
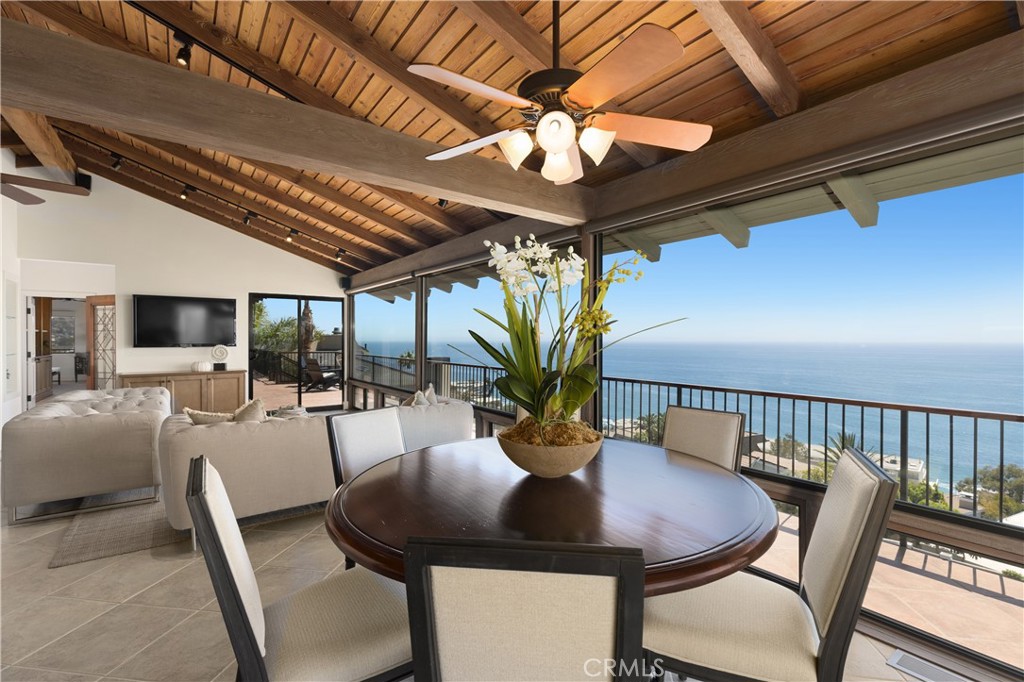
xmin=303 ymin=357 xmax=340 ymax=391
xmin=404 ymin=536 xmax=646 ymax=681
xmin=642 ymin=447 xmax=897 ymax=682
xmin=185 ymin=455 xmax=412 ymax=681
xmin=661 ymin=406 xmax=745 ymax=470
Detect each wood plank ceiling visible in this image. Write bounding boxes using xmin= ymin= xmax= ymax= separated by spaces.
xmin=1 ymin=0 xmax=1018 ymax=275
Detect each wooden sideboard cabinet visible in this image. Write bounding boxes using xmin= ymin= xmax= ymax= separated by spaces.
xmin=119 ymin=370 xmax=246 ymax=413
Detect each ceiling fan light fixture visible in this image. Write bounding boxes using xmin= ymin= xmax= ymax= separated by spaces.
xmin=554 ymin=143 xmax=585 ymax=186
xmin=579 ymin=126 xmax=616 ymax=166
xmin=535 ymin=110 xmax=576 ymax=154
xmin=497 ymin=130 xmax=534 ymax=171
xmin=541 ymin=149 xmax=574 ymax=183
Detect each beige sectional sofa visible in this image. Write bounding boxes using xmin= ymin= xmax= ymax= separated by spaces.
xmin=159 ymin=414 xmax=335 ymax=530
xmin=1 ymin=388 xmax=171 ymax=512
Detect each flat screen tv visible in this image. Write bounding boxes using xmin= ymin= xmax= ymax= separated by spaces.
xmin=133 ymin=295 xmax=236 ymax=348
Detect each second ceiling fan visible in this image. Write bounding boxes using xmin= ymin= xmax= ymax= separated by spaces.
xmin=408 ymin=3 xmax=713 ymax=185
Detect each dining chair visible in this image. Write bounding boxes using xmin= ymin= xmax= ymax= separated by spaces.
xmin=661 ymin=406 xmax=745 ymax=470
xmin=186 ymin=455 xmax=412 ymax=682
xmin=404 ymin=536 xmax=646 ymax=681
xmin=326 ymin=408 xmax=407 ymax=488
xmin=642 ymin=446 xmax=897 ymax=682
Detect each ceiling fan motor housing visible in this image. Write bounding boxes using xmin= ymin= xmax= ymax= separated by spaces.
xmin=518 ymin=68 xmax=583 ymax=108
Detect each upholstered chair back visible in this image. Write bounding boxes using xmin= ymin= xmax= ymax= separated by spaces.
xmin=186 ymin=456 xmax=268 ymax=680
xmin=404 ymin=537 xmax=645 ymax=682
xmin=801 ymin=447 xmax=897 ymax=676
xmin=327 ymin=408 xmax=406 ymax=486
xmin=662 ymin=406 xmax=745 ymax=470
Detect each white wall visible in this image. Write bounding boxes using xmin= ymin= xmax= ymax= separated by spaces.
xmin=17 ymin=174 xmax=344 ymax=382
xmin=1 ymin=149 xmax=23 ymax=424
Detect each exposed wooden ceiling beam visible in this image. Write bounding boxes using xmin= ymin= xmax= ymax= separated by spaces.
xmin=13 ymin=1 xmax=154 ymax=60
xmin=279 ymin=1 xmax=498 ymax=142
xmin=58 ymin=127 xmax=386 ymax=268
xmin=73 ymin=149 xmax=354 ymax=273
xmin=18 ymin=0 xmax=474 ymax=235
xmin=452 ymin=1 xmax=660 ymax=168
xmin=592 ymin=31 xmax=1024 ymax=225
xmin=124 ymin=133 xmax=419 ymax=254
xmin=362 ymin=185 xmax=473 ymax=237
xmin=614 ymin=231 xmax=662 ymax=262
xmin=1 ymin=107 xmax=76 ymax=179
xmin=699 ymin=208 xmax=750 ymax=248
xmin=238 ymin=159 xmax=439 ymax=248
xmin=691 ymin=1 xmax=802 ymax=118
xmin=0 ymin=18 xmax=590 ymax=225
xmin=826 ymin=172 xmax=879 ymax=228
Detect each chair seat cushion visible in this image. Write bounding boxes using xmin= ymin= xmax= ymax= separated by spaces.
xmin=644 ymin=571 xmax=820 ymax=682
xmin=263 ymin=566 xmax=411 ymax=681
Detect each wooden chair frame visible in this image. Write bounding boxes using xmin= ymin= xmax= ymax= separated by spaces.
xmin=405 ymin=536 xmax=646 ymax=682
xmin=647 ymin=446 xmax=897 ymax=682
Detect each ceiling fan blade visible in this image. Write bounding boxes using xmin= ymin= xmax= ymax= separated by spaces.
xmin=593 ymin=112 xmax=713 ymax=152
xmin=0 ymin=183 xmax=45 ymax=205
xmin=408 ymin=64 xmax=535 ymax=110
xmin=0 ymin=172 xmax=91 ymax=196
xmin=566 ymin=25 xmax=685 ymax=110
xmin=426 ymin=129 xmax=523 ymax=161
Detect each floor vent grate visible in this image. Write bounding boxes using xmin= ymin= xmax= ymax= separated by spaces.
xmin=887 ymin=649 xmax=971 ymax=682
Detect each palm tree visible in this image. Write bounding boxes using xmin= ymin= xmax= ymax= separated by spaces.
xmin=825 ymin=430 xmax=876 ymax=464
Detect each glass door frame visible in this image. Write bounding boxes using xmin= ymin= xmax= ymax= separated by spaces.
xmin=248 ymin=292 xmax=345 ymax=412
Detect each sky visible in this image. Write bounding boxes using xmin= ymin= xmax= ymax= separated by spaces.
xmin=264 ymin=174 xmax=1024 ymax=347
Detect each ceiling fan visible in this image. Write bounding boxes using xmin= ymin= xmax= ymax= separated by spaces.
xmin=408 ymin=2 xmax=713 ymax=185
xmin=0 ymin=172 xmax=92 ymax=205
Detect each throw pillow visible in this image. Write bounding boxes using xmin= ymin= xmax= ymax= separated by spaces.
xmin=401 ymin=393 xmax=416 ymax=407
xmin=234 ymin=398 xmax=267 ymax=422
xmin=424 ymin=383 xmax=440 ymax=405
xmin=184 ymin=407 xmax=233 ymax=425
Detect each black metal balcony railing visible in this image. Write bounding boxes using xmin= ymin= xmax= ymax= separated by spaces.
xmin=423 ymin=359 xmax=1024 ymax=525
xmin=356 ymin=353 xmax=416 ymax=391
xmin=250 ymin=349 xmax=344 ymax=385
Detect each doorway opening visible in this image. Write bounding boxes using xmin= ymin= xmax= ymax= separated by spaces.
xmin=248 ymin=294 xmax=344 ymax=412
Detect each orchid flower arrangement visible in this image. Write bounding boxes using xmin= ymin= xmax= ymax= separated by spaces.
xmin=470 ymin=235 xmax=674 ymax=432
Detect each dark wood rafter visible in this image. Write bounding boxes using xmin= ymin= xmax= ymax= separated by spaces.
xmin=0 ymin=18 xmax=591 ymax=225
xmin=279 ymin=1 xmax=499 ymax=141
xmin=56 ymin=126 xmax=388 ymax=268
xmin=124 ymin=133 xmax=419 ymax=253
xmin=1 ymin=106 xmax=76 ymax=176
xmin=690 ymin=1 xmax=803 ymax=117
xmin=234 ymin=159 xmax=440 ymax=248
xmin=451 ymin=0 xmax=660 ymax=168
xmin=16 ymin=0 xmax=476 ymax=235
xmin=73 ymin=148 xmax=355 ymax=273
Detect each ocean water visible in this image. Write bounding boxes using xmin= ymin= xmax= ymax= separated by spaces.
xmin=366 ymin=340 xmax=1024 ymax=487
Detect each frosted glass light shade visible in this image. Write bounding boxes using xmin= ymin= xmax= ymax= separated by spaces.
xmin=579 ymin=126 xmax=616 ymax=166
xmin=497 ymin=130 xmax=534 ymax=171
xmin=554 ymin=143 xmax=584 ymax=185
xmin=541 ymin=150 xmax=574 ymax=183
xmin=535 ymin=110 xmax=577 ymax=154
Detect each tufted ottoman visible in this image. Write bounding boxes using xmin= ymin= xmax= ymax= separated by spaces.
xmin=1 ymin=388 xmax=171 ymax=516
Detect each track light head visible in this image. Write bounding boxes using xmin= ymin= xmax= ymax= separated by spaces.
xmin=243 ymin=211 xmax=255 ymax=226
xmin=110 ymin=154 xmax=123 ymax=171
xmin=287 ymin=228 xmax=298 ymax=242
xmin=173 ymin=32 xmax=193 ymax=67
xmin=179 ymin=185 xmax=192 ymax=200
xmin=437 ymin=198 xmax=449 ymax=208
xmin=335 ymin=248 xmax=345 ymax=261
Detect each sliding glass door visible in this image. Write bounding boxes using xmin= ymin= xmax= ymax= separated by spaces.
xmin=249 ymin=294 xmax=344 ymax=411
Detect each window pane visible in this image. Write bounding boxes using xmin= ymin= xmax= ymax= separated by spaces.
xmin=354 ymin=287 xmax=416 ymax=393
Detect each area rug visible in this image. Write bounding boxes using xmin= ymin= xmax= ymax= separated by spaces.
xmin=49 ymin=498 xmax=327 ymax=568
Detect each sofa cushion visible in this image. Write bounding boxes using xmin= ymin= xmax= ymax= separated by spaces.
xmin=233 ymin=398 xmax=267 ymax=422
xmin=184 ymin=407 xmax=234 ymax=425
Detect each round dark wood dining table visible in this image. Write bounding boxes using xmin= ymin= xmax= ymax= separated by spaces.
xmin=325 ymin=437 xmax=778 ymax=597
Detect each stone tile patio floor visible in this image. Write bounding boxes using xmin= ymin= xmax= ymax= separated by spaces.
xmin=1 ymin=506 xmax=1015 ymax=681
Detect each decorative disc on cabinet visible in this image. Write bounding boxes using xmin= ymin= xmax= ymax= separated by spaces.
xmin=210 ymin=344 xmax=229 ymax=362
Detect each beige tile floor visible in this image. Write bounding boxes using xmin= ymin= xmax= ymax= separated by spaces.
xmin=0 ymin=507 xmax=959 ymax=682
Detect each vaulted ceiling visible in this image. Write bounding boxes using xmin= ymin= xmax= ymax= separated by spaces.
xmin=1 ymin=1 xmax=1021 ymax=279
